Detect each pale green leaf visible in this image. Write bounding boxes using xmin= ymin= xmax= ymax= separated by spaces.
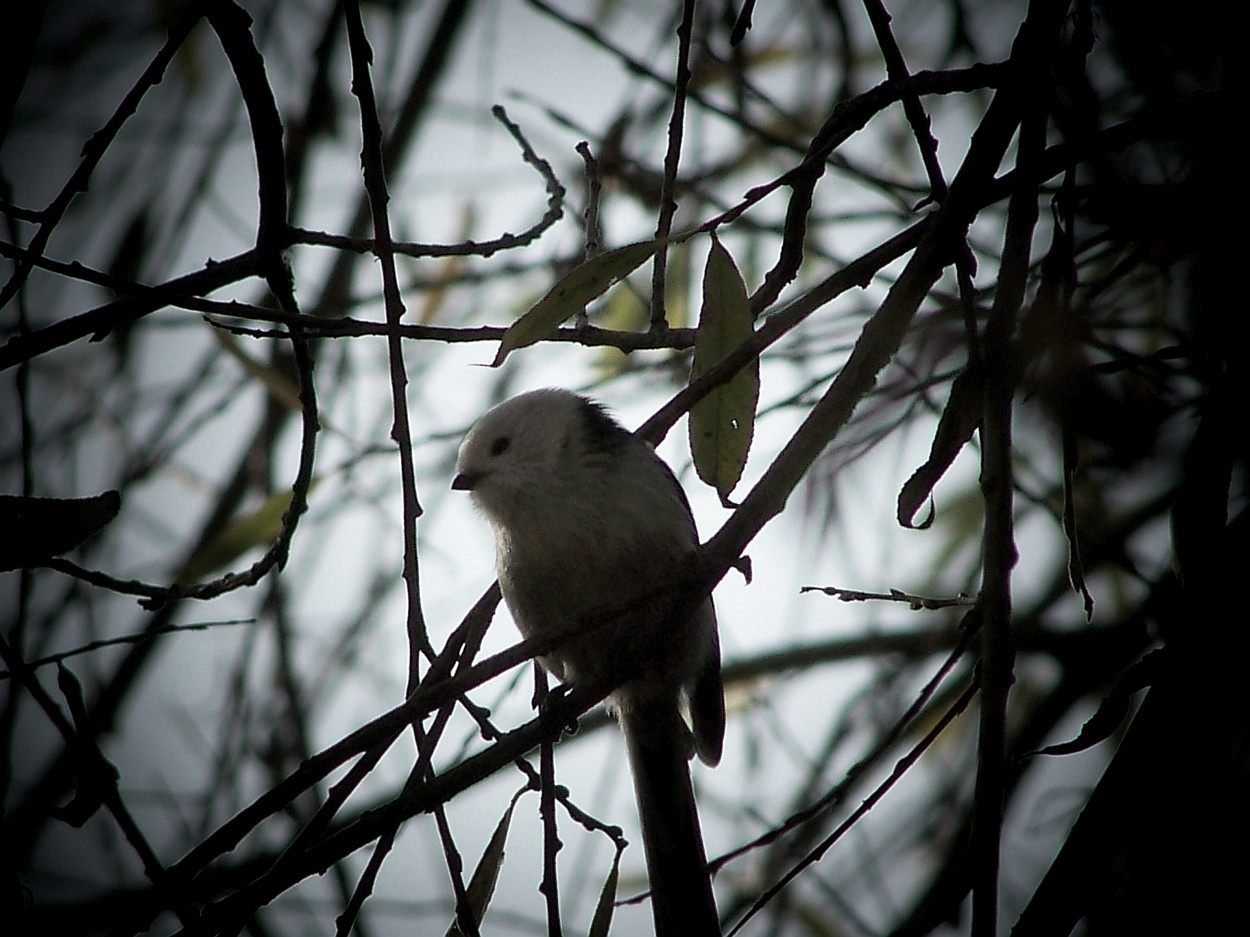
xmin=588 ymin=846 xmax=623 ymax=937
xmin=593 ymin=282 xmax=647 ymax=379
xmin=446 ymin=790 xmax=522 ymax=936
xmin=490 ymin=239 xmax=665 ymax=367
xmin=179 ymin=479 xmax=319 ymax=582
xmin=213 ymin=327 xmax=304 ymax=414
xmin=662 ymin=239 xmax=692 ymax=329
xmin=689 ymin=235 xmax=758 ymax=505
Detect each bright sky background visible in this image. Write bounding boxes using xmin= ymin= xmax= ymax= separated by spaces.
xmin=1 ymin=2 xmax=1125 ymax=934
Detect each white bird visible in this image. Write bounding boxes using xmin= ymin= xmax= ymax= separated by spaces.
xmin=453 ymin=388 xmax=724 ymax=936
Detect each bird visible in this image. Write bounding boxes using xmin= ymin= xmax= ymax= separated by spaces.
xmin=452 ymin=388 xmax=725 ymax=936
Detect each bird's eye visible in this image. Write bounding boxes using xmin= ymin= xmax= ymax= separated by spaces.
xmin=490 ymin=436 xmax=511 ymax=456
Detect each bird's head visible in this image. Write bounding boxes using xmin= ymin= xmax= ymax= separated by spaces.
xmin=452 ymin=388 xmax=600 ymax=519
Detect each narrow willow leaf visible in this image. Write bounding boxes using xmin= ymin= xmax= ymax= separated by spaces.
xmin=1029 ymin=649 xmax=1162 ymax=758
xmin=51 ymin=662 xmax=121 ymax=827
xmin=1061 ymin=421 xmax=1095 ymax=621
xmin=490 ymin=239 xmax=665 ymax=367
xmin=179 ymin=479 xmax=319 ymax=582
xmin=213 ymin=327 xmax=304 ymax=414
xmin=689 ymin=235 xmax=758 ymax=505
xmin=0 ymin=491 xmax=121 ymax=570
xmin=662 ymin=239 xmax=692 ymax=329
xmin=416 ymin=202 xmax=475 ymax=324
xmin=446 ymin=791 xmax=522 ymax=936
xmin=588 ymin=847 xmax=623 ymax=937
xmin=594 ymin=282 xmax=647 ymax=379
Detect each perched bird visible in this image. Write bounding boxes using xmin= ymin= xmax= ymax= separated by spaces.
xmin=453 ymin=388 xmax=724 ymax=936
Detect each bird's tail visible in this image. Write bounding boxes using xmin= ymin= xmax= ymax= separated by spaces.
xmin=620 ymin=698 xmax=720 ymax=937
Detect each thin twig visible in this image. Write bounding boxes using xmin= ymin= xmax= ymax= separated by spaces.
xmin=650 ymin=0 xmax=697 ymax=330
xmin=535 ymin=666 xmax=564 ymax=937
xmin=799 ymin=585 xmax=977 ymax=609
xmin=0 ymin=5 xmax=205 ymax=310
xmin=0 ymin=619 xmax=253 ymax=678
xmin=969 ymin=5 xmax=1068 ymax=934
xmin=727 ymin=676 xmax=980 ymax=935
xmin=576 ymin=140 xmax=603 ymax=329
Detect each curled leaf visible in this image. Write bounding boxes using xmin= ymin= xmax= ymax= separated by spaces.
xmin=1061 ymin=422 xmax=1095 ymax=621
xmin=1029 ymin=649 xmax=1162 ymax=758
xmin=897 ymin=366 xmax=982 ymax=529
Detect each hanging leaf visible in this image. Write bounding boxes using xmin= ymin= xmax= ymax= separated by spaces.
xmin=490 ymin=238 xmax=666 ymax=367
xmin=179 ymin=479 xmax=319 ymax=582
xmin=446 ymin=790 xmax=523 ymax=936
xmin=1061 ymin=422 xmax=1095 ymax=621
xmin=50 ymin=663 xmax=120 ymax=827
xmin=588 ymin=846 xmax=623 ymax=937
xmin=688 ymin=235 xmax=758 ymax=505
xmin=897 ymin=365 xmax=983 ymax=529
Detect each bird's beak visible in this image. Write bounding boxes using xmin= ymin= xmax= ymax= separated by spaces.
xmin=451 ymin=472 xmax=478 ymax=491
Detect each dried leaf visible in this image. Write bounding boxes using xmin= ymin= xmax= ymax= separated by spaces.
xmin=689 ymin=236 xmax=758 ymax=505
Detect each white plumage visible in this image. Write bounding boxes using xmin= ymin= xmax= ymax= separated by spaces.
xmin=453 ymin=388 xmax=723 ymax=935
